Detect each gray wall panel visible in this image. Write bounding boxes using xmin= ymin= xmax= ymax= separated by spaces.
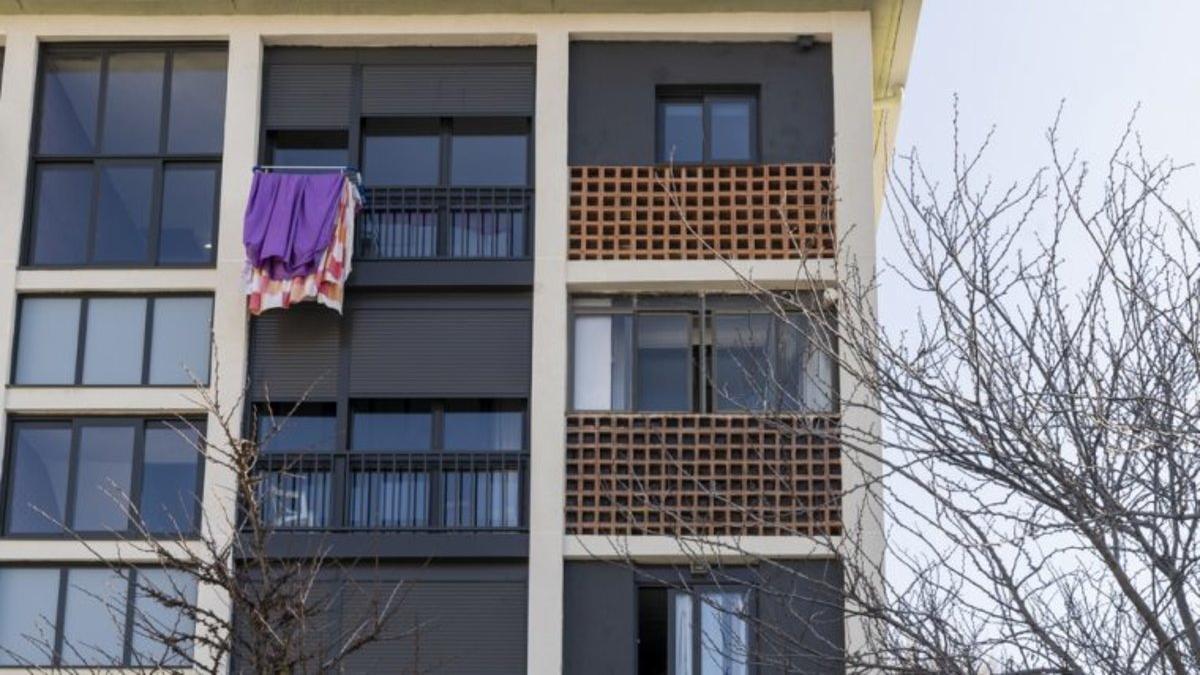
xmin=362 ymin=63 xmax=534 ymax=116
xmin=564 ymin=564 xmax=637 ymax=674
xmin=249 ymin=305 xmax=341 ymax=400
xmin=263 ymin=63 xmax=353 ymax=128
xmin=569 ymin=41 xmax=834 ymax=166
xmin=347 ymin=294 xmax=532 ymax=397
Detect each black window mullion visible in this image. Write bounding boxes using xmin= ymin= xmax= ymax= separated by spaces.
xmin=699 ymin=294 xmax=708 ymax=414
xmin=128 ymin=423 xmax=147 ymax=535
xmin=429 ymin=402 xmax=445 ymax=528
xmin=93 ymin=52 xmax=110 ymax=158
xmin=73 ymin=298 xmax=89 ymax=385
xmin=140 ymin=298 xmax=155 ymax=385
xmin=63 ymin=421 xmax=83 ymax=531
xmin=438 ymin=119 xmax=452 ymax=257
xmin=146 ymin=159 xmax=165 ymax=266
xmin=121 ymin=568 xmax=137 ymax=666
xmin=157 ymin=51 xmax=174 ymax=155
xmin=52 ymin=568 xmax=68 ymax=666
xmin=702 ymin=96 xmax=713 ymax=163
xmin=83 ymin=162 xmax=102 ymax=265
xmin=347 ymin=62 xmax=364 ymax=174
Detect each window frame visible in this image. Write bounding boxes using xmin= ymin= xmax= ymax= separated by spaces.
xmin=22 ymin=42 xmax=226 ymax=270
xmin=569 ymin=295 xmax=838 ymax=414
xmin=655 ymin=87 xmax=760 ymax=165
xmin=0 ymin=565 xmax=196 ymax=668
xmin=666 ymin=586 xmax=756 ymax=675
xmin=10 ymin=293 xmax=214 ymax=387
xmin=1 ymin=417 xmax=207 ymax=539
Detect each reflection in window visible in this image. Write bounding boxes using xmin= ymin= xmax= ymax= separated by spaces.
xmin=351 ymin=400 xmax=433 ymax=451
xmin=6 ymin=424 xmax=72 ymax=534
xmin=636 ymin=315 xmax=692 ymax=412
xmin=0 ymin=568 xmax=196 ymax=668
xmin=362 ymin=121 xmax=439 ymax=186
xmin=12 ymin=295 xmax=213 ymax=386
xmin=657 ymin=91 xmax=757 ymax=164
xmin=449 ymin=133 xmax=527 ymax=186
xmin=443 ymin=399 xmax=524 ymax=451
xmin=3 ymin=419 xmax=204 ymax=537
xmin=28 ymin=46 xmax=226 ymax=267
xmin=257 ymin=402 xmax=338 ymax=453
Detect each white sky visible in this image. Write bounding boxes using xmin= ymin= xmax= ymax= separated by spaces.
xmin=878 ymin=0 xmax=1200 ymax=325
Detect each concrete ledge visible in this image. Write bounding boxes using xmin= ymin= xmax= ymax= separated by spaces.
xmin=566 ymin=258 xmax=837 ymax=292
xmin=564 ymin=534 xmax=840 ymax=562
xmin=5 ymin=386 xmax=208 ymax=414
xmin=15 ymin=268 xmax=219 ymax=293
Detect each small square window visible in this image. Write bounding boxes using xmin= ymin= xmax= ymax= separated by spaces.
xmin=657 ymin=90 xmax=758 ymax=164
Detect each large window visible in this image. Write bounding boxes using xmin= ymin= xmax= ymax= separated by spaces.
xmin=657 ymin=88 xmax=758 ymax=164
xmin=638 ymin=586 xmax=752 ymax=675
xmin=27 ymin=45 xmax=227 ymax=267
xmin=0 ymin=567 xmax=195 ymax=667
xmin=12 ymin=295 xmax=213 ymax=386
xmin=253 ymin=399 xmax=526 ymax=531
xmin=3 ymin=418 xmax=205 ymax=536
xmin=571 ymin=295 xmax=835 ymax=413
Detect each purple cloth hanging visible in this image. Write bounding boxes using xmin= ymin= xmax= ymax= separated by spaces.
xmin=243 ymin=172 xmax=345 ymax=280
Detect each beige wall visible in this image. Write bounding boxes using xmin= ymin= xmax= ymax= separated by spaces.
xmin=0 ymin=11 xmax=889 ymax=673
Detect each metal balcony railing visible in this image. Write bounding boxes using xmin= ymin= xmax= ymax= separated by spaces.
xmin=253 ymin=451 xmax=529 ymax=533
xmin=356 ymin=186 xmax=534 ymax=260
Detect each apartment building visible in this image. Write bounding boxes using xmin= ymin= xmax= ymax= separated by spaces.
xmin=0 ymin=1 xmax=919 ymax=673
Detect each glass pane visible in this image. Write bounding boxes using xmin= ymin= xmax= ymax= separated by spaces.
xmin=363 ymin=132 xmax=439 ymax=186
xmin=672 ymin=593 xmax=693 ymax=675
xmin=82 ymin=297 xmax=147 ymax=385
xmin=449 ymin=134 xmax=527 ymax=186
xmin=713 ymin=314 xmax=772 ymax=412
xmin=93 ymin=164 xmax=154 ymax=264
xmin=0 ymin=568 xmax=60 ymax=666
xmin=443 ymin=400 xmax=525 ymax=451
xmin=38 ymin=54 xmax=101 ymax=154
xmin=130 ymin=569 xmax=195 ymax=666
xmin=6 ymin=424 xmax=72 ymax=534
xmin=351 ymin=400 xmax=433 ymax=451
xmin=256 ymin=403 xmax=337 ymax=453
xmin=349 ymin=468 xmax=429 ymax=528
xmin=101 ymin=52 xmax=165 ymax=154
xmin=148 ymin=297 xmax=213 ymax=385
xmin=268 ymin=130 xmax=349 ymax=167
xmin=636 ymin=315 xmax=691 ymax=411
xmin=699 ymin=590 xmax=750 ymax=675
xmin=573 ymin=315 xmax=633 ymax=411
xmin=709 ymin=99 xmax=753 ymax=162
xmin=61 ymin=568 xmax=127 ymax=666
xmin=72 ymin=424 xmax=136 ymax=532
xmin=29 ymin=164 xmax=93 ymax=265
xmin=14 ymin=297 xmax=80 ymax=385
xmin=167 ymin=51 xmax=227 ymax=154
xmin=140 ymin=425 xmax=201 ymax=535
xmin=660 ymin=101 xmax=703 ymax=163
xmin=158 ymin=165 xmax=218 ymax=264
xmin=799 ymin=315 xmax=835 ymax=412
xmin=258 ymin=469 xmax=331 ymax=528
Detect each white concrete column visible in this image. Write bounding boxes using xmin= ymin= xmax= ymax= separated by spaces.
xmin=193 ymin=27 xmax=261 ymax=673
xmin=831 ymin=9 xmax=884 ymax=663
xmin=527 ymin=28 xmax=570 ymax=675
xmin=0 ymin=31 xmax=38 ymax=478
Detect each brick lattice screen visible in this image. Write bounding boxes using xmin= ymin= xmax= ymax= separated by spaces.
xmin=565 ymin=413 xmax=842 ymax=537
xmin=567 ymin=163 xmax=835 ymax=260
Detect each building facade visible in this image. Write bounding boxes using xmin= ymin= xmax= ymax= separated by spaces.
xmin=0 ymin=1 xmax=919 ymax=673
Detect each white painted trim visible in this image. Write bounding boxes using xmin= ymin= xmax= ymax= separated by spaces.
xmin=4 ymin=387 xmax=208 ymax=414
xmin=566 ymin=259 xmax=838 ymax=292
xmin=565 ymin=535 xmax=841 ymax=562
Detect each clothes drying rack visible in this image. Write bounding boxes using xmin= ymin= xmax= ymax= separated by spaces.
xmin=253 ymin=165 xmax=363 ymax=185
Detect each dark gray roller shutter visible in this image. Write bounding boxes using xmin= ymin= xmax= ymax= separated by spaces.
xmin=347 ymin=298 xmax=531 ymax=397
xmin=361 ymin=63 xmax=535 ymax=116
xmin=264 ymin=63 xmax=352 ymax=128
xmin=340 ymin=580 xmax=528 ymax=674
xmin=249 ymin=305 xmax=341 ymax=400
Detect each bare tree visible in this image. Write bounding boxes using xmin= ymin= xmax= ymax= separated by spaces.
xmin=592 ymin=107 xmax=1200 ymax=674
xmin=4 ymin=367 xmax=412 ymax=674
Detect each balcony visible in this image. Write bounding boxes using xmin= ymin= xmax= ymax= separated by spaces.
xmin=254 ymin=451 xmax=529 ymax=533
xmin=356 ymin=186 xmax=533 ymax=260
xmin=564 ymin=413 xmax=842 ymax=537
xmin=350 ymin=186 xmax=535 ymax=287
xmin=567 ymin=163 xmax=835 ymax=261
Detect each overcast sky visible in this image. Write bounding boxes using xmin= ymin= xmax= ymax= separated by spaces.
xmin=877 ymin=0 xmax=1199 ymax=324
